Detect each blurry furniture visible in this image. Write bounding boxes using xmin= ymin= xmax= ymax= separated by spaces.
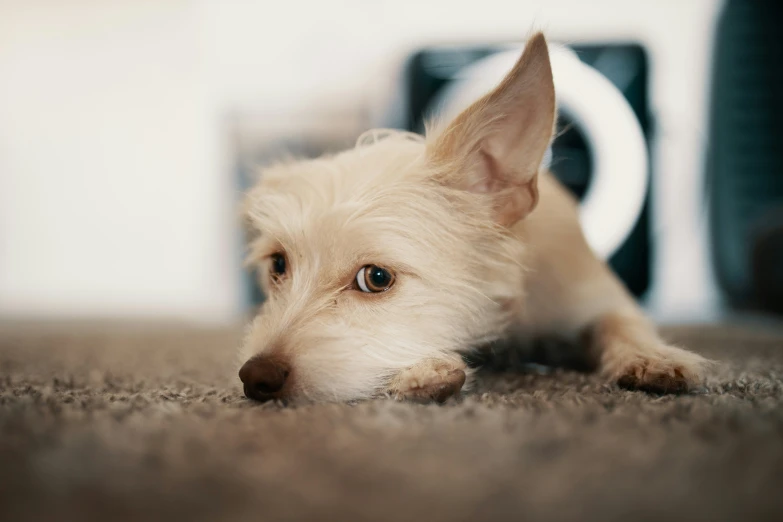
xmin=708 ymin=0 xmax=783 ymax=316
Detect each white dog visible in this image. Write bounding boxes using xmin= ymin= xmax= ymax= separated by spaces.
xmin=238 ymin=33 xmax=709 ymax=403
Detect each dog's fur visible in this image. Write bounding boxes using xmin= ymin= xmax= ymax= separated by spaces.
xmin=239 ymin=33 xmax=710 ymax=403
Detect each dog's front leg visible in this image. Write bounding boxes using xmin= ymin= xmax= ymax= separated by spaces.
xmin=517 ymin=173 xmax=712 ymax=393
xmin=525 ymin=254 xmax=711 ymax=393
xmin=387 ymin=358 xmax=467 ymax=403
xmin=582 ymin=311 xmax=711 ymax=393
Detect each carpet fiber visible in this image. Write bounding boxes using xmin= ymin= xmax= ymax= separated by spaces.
xmin=1 ymin=321 xmax=783 ymax=522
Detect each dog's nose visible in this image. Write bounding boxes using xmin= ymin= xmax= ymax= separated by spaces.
xmin=238 ymin=356 xmax=290 ymax=401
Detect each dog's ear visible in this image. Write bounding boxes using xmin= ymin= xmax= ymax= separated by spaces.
xmin=427 ymin=33 xmax=555 ymax=226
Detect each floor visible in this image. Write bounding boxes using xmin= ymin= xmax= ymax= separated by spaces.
xmin=1 ymin=321 xmax=782 ymax=522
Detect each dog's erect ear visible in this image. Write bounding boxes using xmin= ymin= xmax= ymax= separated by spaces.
xmin=427 ymin=33 xmax=556 ymax=226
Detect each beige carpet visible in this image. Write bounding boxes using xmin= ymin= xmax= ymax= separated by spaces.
xmin=1 ymin=321 xmax=783 ymax=522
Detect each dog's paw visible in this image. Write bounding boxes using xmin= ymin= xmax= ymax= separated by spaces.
xmin=388 ymin=359 xmax=467 ymax=404
xmin=601 ymin=342 xmax=710 ymax=394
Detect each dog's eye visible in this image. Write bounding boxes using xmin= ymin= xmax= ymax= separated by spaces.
xmin=356 ymin=265 xmax=395 ymax=293
xmin=270 ymin=253 xmax=286 ymax=279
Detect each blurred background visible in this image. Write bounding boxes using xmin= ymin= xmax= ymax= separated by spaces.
xmin=0 ymin=0 xmax=781 ymax=325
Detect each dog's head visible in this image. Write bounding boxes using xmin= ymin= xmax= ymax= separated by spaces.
xmin=239 ymin=33 xmax=555 ymax=402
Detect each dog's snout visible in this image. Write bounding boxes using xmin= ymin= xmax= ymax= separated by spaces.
xmin=239 ymin=356 xmax=290 ymax=402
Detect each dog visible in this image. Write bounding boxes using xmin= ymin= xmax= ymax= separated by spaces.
xmin=238 ymin=33 xmax=710 ymax=404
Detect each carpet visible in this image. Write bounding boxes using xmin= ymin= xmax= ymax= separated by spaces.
xmin=1 ymin=320 xmax=783 ymax=522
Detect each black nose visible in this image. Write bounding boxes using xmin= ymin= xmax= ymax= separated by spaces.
xmin=238 ymin=356 xmax=290 ymax=401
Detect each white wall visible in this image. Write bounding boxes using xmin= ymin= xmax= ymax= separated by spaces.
xmin=0 ymin=0 xmax=233 ymax=321
xmin=0 ymin=0 xmax=724 ymax=323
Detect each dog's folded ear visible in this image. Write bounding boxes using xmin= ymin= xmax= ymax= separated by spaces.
xmin=426 ymin=32 xmax=556 ymax=226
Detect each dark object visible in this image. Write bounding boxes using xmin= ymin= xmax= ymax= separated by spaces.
xmin=751 ymin=214 xmax=783 ymax=315
xmin=708 ymin=0 xmax=783 ymax=313
xmin=464 ymin=335 xmax=596 ymax=374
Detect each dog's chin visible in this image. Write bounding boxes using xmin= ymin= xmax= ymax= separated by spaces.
xmin=262 ymin=370 xmax=386 ymax=405
xmin=274 ymin=385 xmax=382 ymax=405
